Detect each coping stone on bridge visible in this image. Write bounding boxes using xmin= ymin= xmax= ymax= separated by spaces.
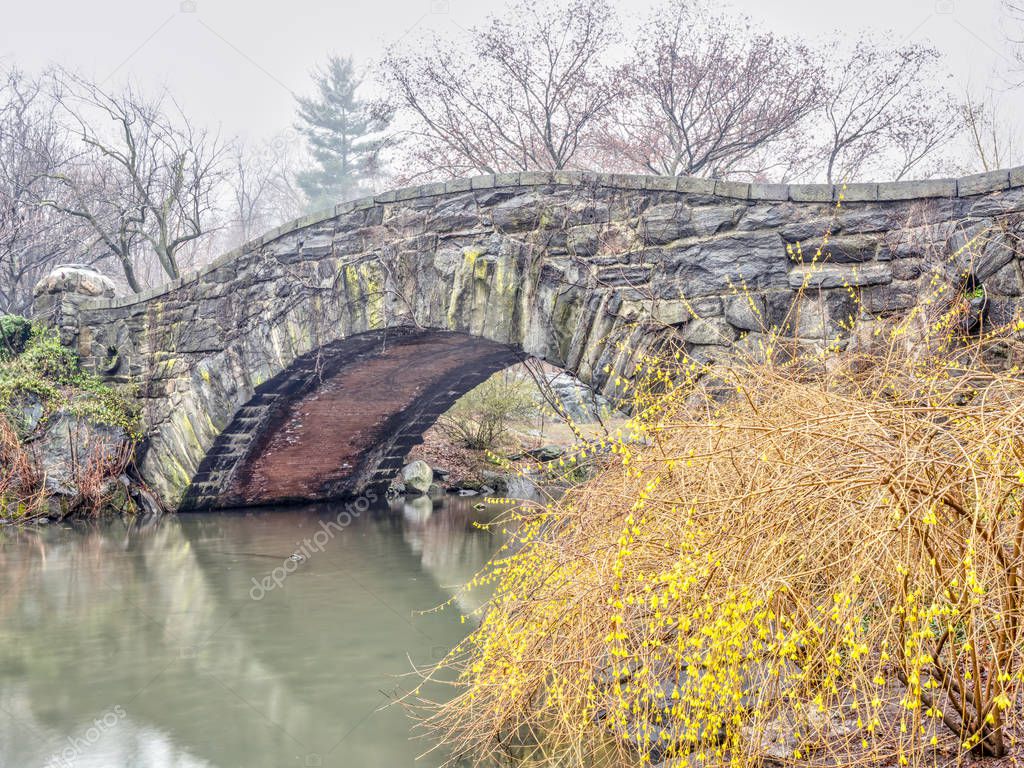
xmin=68 ymin=165 xmax=1024 ymax=316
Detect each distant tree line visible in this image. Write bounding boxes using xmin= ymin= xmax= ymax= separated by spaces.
xmin=0 ymin=66 xmax=305 ymax=310
xmin=1 ymin=0 xmax=1021 ymax=312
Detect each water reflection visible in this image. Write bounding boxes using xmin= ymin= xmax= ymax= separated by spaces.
xmin=0 ymin=497 xmax=506 ymax=767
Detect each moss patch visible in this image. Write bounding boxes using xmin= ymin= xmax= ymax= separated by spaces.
xmin=0 ymin=322 xmax=141 ymax=440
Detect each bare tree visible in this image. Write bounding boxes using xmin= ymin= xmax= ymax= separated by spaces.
xmin=0 ymin=67 xmax=84 ymax=314
xmin=42 ymin=71 xmax=227 ymax=292
xmin=1002 ymin=1 xmax=1024 ymax=85
xmin=594 ymin=2 xmax=822 ymax=180
xmin=815 ymin=40 xmax=958 ymax=184
xmin=383 ymin=0 xmax=618 ymax=179
xmin=962 ymin=88 xmax=1020 ymax=172
xmin=886 ymin=98 xmax=963 ymax=180
xmin=225 ymin=133 xmax=305 ymax=244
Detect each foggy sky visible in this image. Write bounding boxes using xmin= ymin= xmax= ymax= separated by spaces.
xmin=2 ymin=0 xmax=1022 ymax=162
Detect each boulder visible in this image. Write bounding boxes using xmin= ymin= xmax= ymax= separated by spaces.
xmin=401 ymin=459 xmax=433 ymax=495
xmin=34 ymin=411 xmax=127 ymax=497
xmin=480 ymin=471 xmax=509 ymax=493
xmin=122 ymin=475 xmax=162 ymax=518
xmin=544 ymin=371 xmax=610 ymax=423
xmin=525 ymin=445 xmax=564 ymax=462
xmin=506 ymin=475 xmax=540 ymax=501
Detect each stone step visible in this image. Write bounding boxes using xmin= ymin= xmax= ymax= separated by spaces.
xmin=246 ymin=392 xmax=280 ymax=406
xmin=186 ymin=481 xmax=222 ymax=495
xmin=189 ymin=469 xmax=226 ymax=485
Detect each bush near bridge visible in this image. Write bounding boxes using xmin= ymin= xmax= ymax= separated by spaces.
xmin=0 ymin=316 xmax=140 ymax=520
xmin=421 ymin=296 xmax=1024 ymax=767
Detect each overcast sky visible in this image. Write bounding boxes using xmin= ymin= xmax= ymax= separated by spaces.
xmin=2 ymin=0 xmax=1023 ymax=159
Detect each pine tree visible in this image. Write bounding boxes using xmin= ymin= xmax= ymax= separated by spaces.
xmin=294 ymin=56 xmax=391 ymax=209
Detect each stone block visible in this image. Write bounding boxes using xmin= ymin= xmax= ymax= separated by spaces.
xmin=877 ymin=178 xmax=956 ymax=200
xmin=469 ymin=174 xmax=496 ymax=190
xmin=891 ymin=260 xmax=923 ymax=281
xmin=676 ymin=176 xmax=716 ymax=195
xmin=567 ymin=224 xmax=602 ymax=256
xmin=985 ymin=260 xmax=1024 ymax=296
xmin=643 ymin=175 xmax=677 ymax=191
xmin=713 ymin=179 xmax=749 ymax=199
xmin=420 ymin=181 xmax=447 ymax=197
xmin=788 ymin=184 xmax=833 ymax=202
xmin=862 ymin=284 xmax=920 ymax=314
xmin=552 ymin=170 xmax=584 ymax=186
xmin=610 ymin=173 xmax=648 ymax=189
xmin=395 ymin=185 xmax=424 ymax=201
xmin=725 ymin=294 xmax=766 ymax=331
xmin=813 ymin=234 xmax=881 ymax=263
xmin=493 ymin=172 xmax=521 ymax=187
xmin=519 ymin=171 xmax=552 ymax=186
xmin=837 ymin=183 xmax=878 ymax=202
xmin=749 ymin=183 xmax=789 ymax=201
xmin=651 ymin=299 xmax=692 ymax=325
xmin=788 ymin=263 xmax=892 ymax=289
xmin=639 ymin=203 xmax=688 ymax=245
xmin=444 ymin=177 xmax=472 ymax=194
xmin=958 ymin=169 xmax=1010 ymax=196
xmin=683 ymin=317 xmax=735 ymax=345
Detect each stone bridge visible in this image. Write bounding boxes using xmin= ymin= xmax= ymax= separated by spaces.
xmin=33 ymin=168 xmax=1024 ymax=510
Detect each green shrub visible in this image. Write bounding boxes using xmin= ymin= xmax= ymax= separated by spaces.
xmin=437 ymin=371 xmax=538 ymax=451
xmin=0 ymin=325 xmax=140 ymax=438
xmin=13 ymin=327 xmax=81 ymax=383
xmin=0 ymin=315 xmax=32 ymax=359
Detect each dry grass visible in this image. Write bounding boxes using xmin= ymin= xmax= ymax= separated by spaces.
xmin=0 ymin=415 xmax=133 ymax=521
xmin=418 ymin=289 xmax=1024 ymax=767
xmin=73 ymin=439 xmax=134 ymax=515
xmin=0 ymin=416 xmax=46 ymax=519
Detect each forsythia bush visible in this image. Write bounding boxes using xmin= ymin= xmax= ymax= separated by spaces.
xmin=423 ymin=303 xmax=1024 ymax=767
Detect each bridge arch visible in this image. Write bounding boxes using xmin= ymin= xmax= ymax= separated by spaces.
xmin=35 ymin=168 xmax=1024 ymax=509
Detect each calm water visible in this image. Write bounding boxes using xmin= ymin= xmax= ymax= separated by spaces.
xmin=0 ymin=497 xmax=508 ymax=768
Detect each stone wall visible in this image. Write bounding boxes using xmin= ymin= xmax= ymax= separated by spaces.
xmin=35 ymin=168 xmax=1024 ymax=510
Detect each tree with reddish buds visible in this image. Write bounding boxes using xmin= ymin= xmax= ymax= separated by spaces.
xmin=383 ymin=0 xmax=619 ymax=180
xmin=593 ymin=1 xmax=822 ymax=180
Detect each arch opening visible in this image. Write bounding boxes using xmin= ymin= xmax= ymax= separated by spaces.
xmin=180 ymin=329 xmax=525 ymax=510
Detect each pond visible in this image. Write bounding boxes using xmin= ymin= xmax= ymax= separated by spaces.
xmin=0 ymin=497 xmax=508 ymax=767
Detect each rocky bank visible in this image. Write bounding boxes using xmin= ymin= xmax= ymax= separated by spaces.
xmin=0 ymin=311 xmax=156 ymax=522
